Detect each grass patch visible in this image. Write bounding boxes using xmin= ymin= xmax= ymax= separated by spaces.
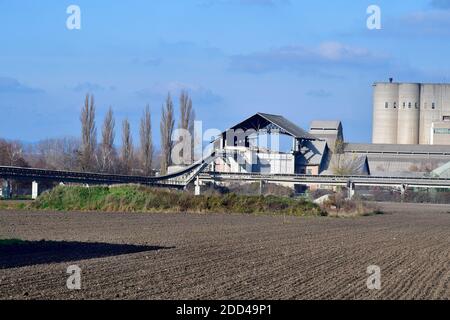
xmin=0 ymin=238 xmax=26 ymax=246
xmin=32 ymin=185 xmax=325 ymax=217
xmin=0 ymin=200 xmax=31 ymax=211
xmin=320 ymin=193 xmax=384 ymax=217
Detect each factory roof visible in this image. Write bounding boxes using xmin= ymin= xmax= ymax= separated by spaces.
xmin=297 ymin=140 xmax=328 ymax=166
xmin=225 ymin=112 xmax=317 ymax=140
xmin=374 ymin=81 xmax=450 ymax=85
xmin=432 ymin=161 xmax=450 ymax=178
xmin=320 ymin=154 xmax=370 ymax=176
xmin=310 ymin=120 xmax=341 ymax=130
xmin=344 ymin=143 xmax=450 ymax=155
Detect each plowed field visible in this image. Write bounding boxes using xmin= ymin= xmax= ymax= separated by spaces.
xmin=0 ymin=202 xmax=449 ymax=300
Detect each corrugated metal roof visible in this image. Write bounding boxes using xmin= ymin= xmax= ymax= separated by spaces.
xmin=432 ymin=161 xmax=450 ymax=177
xmin=225 ymin=112 xmax=317 ymax=140
xmin=345 ymin=143 xmax=450 ymax=154
xmin=320 ymin=154 xmax=370 ymax=175
xmin=309 ymin=120 xmax=341 ymax=130
xmin=297 ymin=140 xmax=328 ymax=165
xmin=257 ymin=113 xmax=317 ymax=140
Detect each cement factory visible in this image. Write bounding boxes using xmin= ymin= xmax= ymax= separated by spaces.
xmin=2 ymin=79 xmax=450 ymax=199
xmin=207 ymin=79 xmax=450 ymax=179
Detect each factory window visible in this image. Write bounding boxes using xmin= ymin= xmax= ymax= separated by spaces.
xmin=385 ymin=102 xmax=388 ymax=108
xmin=403 ymin=102 xmax=406 ymax=108
xmin=415 ymin=102 xmax=418 ymax=109
xmin=443 ymin=116 xmax=450 ymax=121
xmin=393 ymin=102 xmax=397 ymax=109
xmin=432 ymin=103 xmax=436 ymax=109
xmin=434 ymin=128 xmax=450 ymax=134
xmin=408 ymin=102 xmax=412 ymax=108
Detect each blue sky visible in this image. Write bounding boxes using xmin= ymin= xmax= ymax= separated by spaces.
xmin=1 ymin=0 xmax=450 ymax=145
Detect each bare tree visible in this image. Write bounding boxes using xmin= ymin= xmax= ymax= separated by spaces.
xmin=121 ymin=118 xmax=134 ymax=175
xmin=99 ymin=106 xmax=116 ymax=173
xmin=160 ymin=93 xmax=175 ymax=175
xmin=139 ymin=105 xmax=153 ymax=176
xmin=179 ymin=90 xmax=195 ymax=164
xmin=34 ymin=137 xmax=80 ymax=170
xmin=79 ymin=94 xmax=97 ymax=171
xmin=334 ymin=138 xmax=345 ymax=154
xmin=0 ymin=139 xmax=28 ymax=167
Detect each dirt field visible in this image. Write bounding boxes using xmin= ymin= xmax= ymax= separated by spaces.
xmin=0 ymin=202 xmax=449 ymax=300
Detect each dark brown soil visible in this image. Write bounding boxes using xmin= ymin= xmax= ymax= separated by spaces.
xmin=0 ymin=202 xmax=449 ymax=300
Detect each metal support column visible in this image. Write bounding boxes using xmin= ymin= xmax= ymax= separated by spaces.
xmin=195 ymin=176 xmax=201 ymax=196
xmin=1 ymin=180 xmax=11 ymax=199
xmin=400 ymin=184 xmax=408 ymax=202
xmin=347 ymin=181 xmax=355 ymax=199
xmin=32 ymin=181 xmax=39 ymax=200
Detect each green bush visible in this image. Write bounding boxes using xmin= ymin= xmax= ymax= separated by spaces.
xmin=33 ymin=185 xmax=325 ymax=217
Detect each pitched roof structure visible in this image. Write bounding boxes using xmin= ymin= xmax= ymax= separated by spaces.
xmin=297 ymin=140 xmax=328 ymax=166
xmin=344 ymin=143 xmax=450 ymax=155
xmin=309 ymin=120 xmax=342 ymax=130
xmin=320 ymin=154 xmax=371 ymax=176
xmin=432 ymin=161 xmax=450 ymax=178
xmin=225 ymin=112 xmax=317 ymax=140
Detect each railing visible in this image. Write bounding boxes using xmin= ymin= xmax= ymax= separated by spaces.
xmin=3 ymin=152 xmax=450 ymax=190
xmin=199 ymin=172 xmax=450 ymax=188
xmin=0 ymin=152 xmax=220 ymax=188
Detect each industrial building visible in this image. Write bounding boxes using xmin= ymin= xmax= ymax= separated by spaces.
xmin=309 ymin=120 xmax=343 ymax=151
xmin=343 ymin=143 xmax=450 ymax=177
xmin=207 ymin=109 xmax=449 ymax=179
xmin=211 ymin=112 xmax=370 ymax=176
xmin=372 ymin=80 xmax=450 ymax=145
xmin=181 ymin=79 xmax=450 ymax=180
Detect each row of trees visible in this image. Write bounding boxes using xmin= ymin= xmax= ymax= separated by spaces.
xmin=0 ymin=91 xmax=195 ymax=176
xmin=0 ymin=139 xmax=28 ymax=167
xmin=78 ymin=91 xmax=195 ymax=175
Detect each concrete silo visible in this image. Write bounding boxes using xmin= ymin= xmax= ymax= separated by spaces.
xmin=372 ymin=82 xmax=399 ymax=144
xmin=373 ymin=81 xmax=450 ymax=145
xmin=397 ymin=83 xmax=420 ymax=144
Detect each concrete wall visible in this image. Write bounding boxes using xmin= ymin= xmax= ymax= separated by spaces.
xmin=213 ymin=150 xmax=295 ymax=174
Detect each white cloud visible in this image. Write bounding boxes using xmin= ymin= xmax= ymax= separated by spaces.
xmin=72 ymin=82 xmax=116 ymax=93
xmin=198 ymin=0 xmax=290 ymax=7
xmin=230 ymin=41 xmax=389 ymax=74
xmin=430 ymin=0 xmax=450 ymax=9
xmin=0 ymin=77 xmax=43 ymax=94
xmin=136 ymin=82 xmax=222 ymax=105
xmin=306 ymin=89 xmax=332 ymax=98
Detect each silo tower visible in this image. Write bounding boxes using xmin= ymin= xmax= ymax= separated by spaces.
xmin=372 ymin=82 xmax=399 ymax=144
xmin=397 ymin=83 xmax=420 ymax=144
